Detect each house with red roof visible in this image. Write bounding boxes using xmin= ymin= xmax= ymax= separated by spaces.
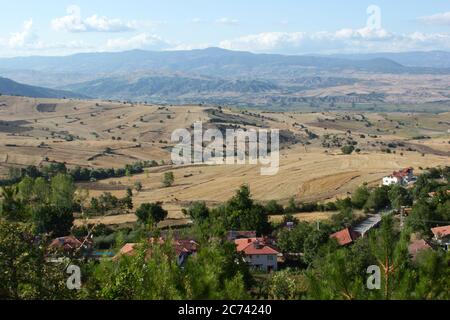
xmin=48 ymin=236 xmax=92 ymax=257
xmin=431 ymin=225 xmax=450 ymax=251
xmin=330 ymin=228 xmax=361 ymax=246
xmin=383 ymin=167 xmax=414 ymax=186
xmin=234 ymin=238 xmax=280 ymax=272
xmin=114 ymin=238 xmax=199 ymax=266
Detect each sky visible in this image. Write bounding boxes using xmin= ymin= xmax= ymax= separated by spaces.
xmin=0 ymin=0 xmax=449 ymax=57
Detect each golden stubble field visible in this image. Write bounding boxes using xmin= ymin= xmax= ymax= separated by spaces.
xmin=0 ymin=95 xmax=448 ymax=226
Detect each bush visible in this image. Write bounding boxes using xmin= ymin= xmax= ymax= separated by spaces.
xmin=265 ymin=200 xmax=284 ymax=215
xmin=341 ymin=145 xmax=355 ymax=155
xmin=135 ymin=202 xmax=168 ymax=225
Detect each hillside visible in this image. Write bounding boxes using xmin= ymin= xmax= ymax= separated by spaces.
xmin=1 ymin=48 xmax=450 ymax=108
xmin=0 ymin=76 xmax=87 ymax=99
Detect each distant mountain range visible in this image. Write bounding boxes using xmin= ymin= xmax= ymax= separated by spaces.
xmin=0 ymin=48 xmax=449 ymax=107
xmin=0 ymin=76 xmax=88 ymax=99
xmin=1 ymin=48 xmax=448 ymax=80
xmin=329 ymin=51 xmax=450 ymax=69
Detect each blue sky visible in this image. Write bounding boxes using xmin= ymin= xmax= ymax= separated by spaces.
xmin=1 ymin=0 xmax=449 ymax=57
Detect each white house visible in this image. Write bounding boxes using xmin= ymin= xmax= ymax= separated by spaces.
xmin=383 ymin=175 xmax=401 ymax=186
xmin=383 ymin=168 xmax=414 ymax=186
xmin=235 ymin=238 xmax=280 ymax=272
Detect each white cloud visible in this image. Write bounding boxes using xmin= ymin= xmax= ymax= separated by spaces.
xmin=216 ymin=17 xmax=239 ymax=26
xmin=219 ymin=28 xmax=450 ymax=54
xmin=52 ymin=5 xmax=137 ymax=33
xmin=105 ymin=33 xmax=171 ymax=51
xmin=191 ymin=18 xmax=204 ymax=24
xmin=418 ymin=11 xmax=450 ymax=26
xmin=8 ymin=19 xmax=38 ymax=48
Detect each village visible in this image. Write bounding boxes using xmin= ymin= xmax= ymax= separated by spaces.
xmin=46 ymin=166 xmax=450 ymax=276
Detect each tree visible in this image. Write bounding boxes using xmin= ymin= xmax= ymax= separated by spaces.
xmin=17 ymin=176 xmax=34 ymax=203
xmin=351 ymin=185 xmax=370 ymax=209
xmin=33 ymin=177 xmax=50 ymax=204
xmin=32 ymin=205 xmax=74 ymax=237
xmin=277 ymin=222 xmax=312 ymax=254
xmin=162 ymin=172 xmax=174 ymax=187
xmin=364 ymin=186 xmax=389 ymax=212
xmin=50 ymin=174 xmax=75 ymax=210
xmin=286 ymin=197 xmax=298 ymax=213
xmin=265 ymin=200 xmax=284 ymax=215
xmin=303 ymin=228 xmax=330 ymax=265
xmin=184 ymin=202 xmax=209 ymax=223
xmin=134 ymin=181 xmax=143 ymax=192
xmin=220 ymin=185 xmax=271 ymax=235
xmin=0 ymin=186 xmax=25 ymax=221
xmin=388 ymin=185 xmax=411 ymax=210
xmin=0 ymin=220 xmax=74 ymax=299
xmin=341 ymin=145 xmax=355 ymax=155
xmin=368 ymin=215 xmax=410 ymax=299
xmin=268 ymin=269 xmax=301 ymax=300
xmin=135 ymin=202 xmax=168 ymax=225
xmin=406 ymin=199 xmax=433 ymax=235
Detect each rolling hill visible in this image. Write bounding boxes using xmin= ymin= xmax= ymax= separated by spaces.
xmin=0 ymin=48 xmax=449 ymax=108
xmin=0 ymin=76 xmax=88 ymax=99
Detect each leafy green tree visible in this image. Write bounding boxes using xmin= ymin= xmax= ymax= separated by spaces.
xmin=220 ymin=185 xmax=271 ymax=235
xmin=134 ymin=181 xmax=143 ymax=192
xmin=135 ymin=202 xmax=168 ymax=225
xmin=268 ymin=269 xmax=302 ymax=300
xmin=341 ymin=145 xmax=355 ymax=155
xmin=277 ymin=221 xmax=312 ymax=255
xmin=388 ymin=185 xmax=412 ymax=210
xmin=17 ymin=176 xmax=34 ymax=203
xmin=0 ymin=220 xmax=74 ymax=299
xmin=0 ymin=186 xmax=26 ymax=221
xmin=285 ymin=197 xmax=298 ymax=213
xmin=413 ymin=174 xmax=432 ymax=199
xmin=33 ymin=177 xmax=50 ymax=204
xmin=184 ymin=202 xmax=209 ymax=223
xmin=351 ymin=185 xmax=370 ymax=209
xmin=32 ymin=205 xmax=74 ymax=237
xmin=162 ymin=172 xmax=174 ymax=187
xmin=406 ymin=199 xmax=433 ymax=235
xmin=50 ymin=174 xmax=75 ymax=210
xmin=265 ymin=200 xmax=284 ymax=215
xmin=303 ymin=228 xmax=330 ymax=265
xmin=364 ymin=186 xmax=390 ymax=212
xmin=331 ymin=207 xmax=354 ymax=229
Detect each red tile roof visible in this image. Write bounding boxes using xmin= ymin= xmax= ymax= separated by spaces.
xmin=235 ymin=238 xmax=280 ymax=255
xmin=119 ymin=243 xmax=137 ymax=256
xmin=431 ymin=225 xmax=450 ymax=238
xmin=49 ymin=236 xmax=83 ymax=251
xmin=115 ymin=238 xmax=199 ymax=260
xmin=330 ymin=228 xmax=360 ymax=246
xmin=408 ymin=239 xmax=431 ymax=257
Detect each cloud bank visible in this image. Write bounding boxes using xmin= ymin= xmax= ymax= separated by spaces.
xmin=52 ymin=5 xmax=137 ymax=33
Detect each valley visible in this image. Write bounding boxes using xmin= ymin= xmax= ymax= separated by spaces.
xmin=0 ymin=95 xmax=448 ymax=228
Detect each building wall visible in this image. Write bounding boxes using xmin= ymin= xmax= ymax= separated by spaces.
xmin=383 ymin=176 xmax=400 ymax=186
xmin=244 ymin=254 xmax=278 ymax=272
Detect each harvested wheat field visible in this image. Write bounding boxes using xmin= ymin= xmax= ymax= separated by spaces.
xmin=0 ymin=96 xmax=448 ymax=227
